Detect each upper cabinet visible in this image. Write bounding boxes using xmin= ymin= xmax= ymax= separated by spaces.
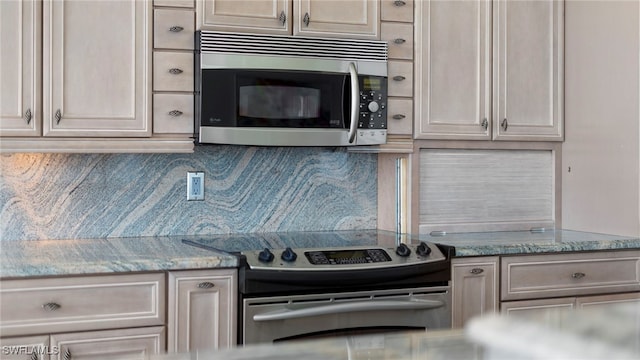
xmin=42 ymin=0 xmax=151 ymax=137
xmin=415 ymin=0 xmax=563 ymax=141
xmin=197 ymin=0 xmax=379 ymax=40
xmin=0 ymin=0 xmax=41 ymax=137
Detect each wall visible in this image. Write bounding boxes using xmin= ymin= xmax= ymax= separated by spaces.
xmin=562 ymin=0 xmax=640 ymax=237
xmin=0 ymin=146 xmax=377 ymax=241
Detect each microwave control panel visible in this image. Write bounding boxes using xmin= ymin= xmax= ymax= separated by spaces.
xmin=358 ymin=76 xmax=388 ymax=130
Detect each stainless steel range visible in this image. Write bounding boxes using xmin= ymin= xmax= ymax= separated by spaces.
xmin=184 ymin=231 xmax=453 ymax=345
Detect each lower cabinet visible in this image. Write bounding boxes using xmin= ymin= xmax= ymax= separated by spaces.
xmin=451 ymin=257 xmax=499 ymax=328
xmin=167 ymin=269 xmax=238 ymax=352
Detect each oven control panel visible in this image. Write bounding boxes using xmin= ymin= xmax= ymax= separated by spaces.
xmin=243 ymin=242 xmax=446 ymax=271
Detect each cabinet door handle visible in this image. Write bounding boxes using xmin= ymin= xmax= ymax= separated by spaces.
xmin=393 ymin=38 xmax=406 ymax=44
xmin=394 ymin=0 xmax=407 ymax=6
xmin=197 ymin=281 xmax=215 ymax=289
xmin=42 ymin=302 xmax=61 ymax=311
xmin=469 ymin=268 xmax=484 ymax=275
xmin=392 ymin=114 xmax=405 ymax=120
xmin=168 ymin=110 xmax=183 ymax=117
xmin=303 ymin=12 xmax=310 ymax=27
xmin=25 ymin=108 xmax=32 ymax=124
xmin=572 ymin=272 xmax=586 ymax=279
xmin=30 ymin=350 xmax=39 ymax=360
xmin=279 ymin=10 xmax=286 ymax=25
xmin=54 ymin=109 xmax=62 ymax=124
xmin=63 ymin=348 xmax=71 ymax=360
xmin=169 ymin=26 xmax=184 ymax=33
xmin=481 ymin=118 xmax=488 ymax=130
xmin=392 ymin=75 xmax=406 ymax=81
xmin=168 ymin=68 xmax=183 ymax=75
xmin=501 ymin=118 xmax=508 ymax=131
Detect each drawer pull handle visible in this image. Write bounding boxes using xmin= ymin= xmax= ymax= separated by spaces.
xmin=63 ymin=348 xmax=71 ymax=360
xmin=168 ymin=110 xmax=183 ymax=117
xmin=279 ymin=10 xmax=286 ymax=25
xmin=572 ymin=272 xmax=586 ymax=279
xmin=481 ymin=118 xmax=488 ymax=130
xmin=469 ymin=268 xmax=484 ymax=275
xmin=303 ymin=13 xmax=310 ymax=27
xmin=393 ymin=75 xmax=406 ymax=81
xmin=197 ymin=282 xmax=215 ymax=289
xmin=394 ymin=0 xmax=407 ymax=6
xmin=169 ymin=26 xmax=184 ymax=33
xmin=392 ymin=114 xmax=405 ymax=120
xmin=393 ymin=38 xmax=406 ymax=45
xmin=42 ymin=302 xmax=61 ymax=311
xmin=168 ymin=68 xmax=183 ymax=75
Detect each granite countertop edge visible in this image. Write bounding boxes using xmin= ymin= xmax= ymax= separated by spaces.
xmin=1 ymin=230 xmax=639 ymax=279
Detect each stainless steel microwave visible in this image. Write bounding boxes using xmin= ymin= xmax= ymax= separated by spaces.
xmin=195 ymin=31 xmax=388 ymax=147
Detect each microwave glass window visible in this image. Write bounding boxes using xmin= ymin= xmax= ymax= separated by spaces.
xmin=239 ymin=86 xmax=321 ymax=119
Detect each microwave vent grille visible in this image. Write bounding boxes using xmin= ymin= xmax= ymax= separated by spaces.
xmin=198 ymin=31 xmax=387 ymax=62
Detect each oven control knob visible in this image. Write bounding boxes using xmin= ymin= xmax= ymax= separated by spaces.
xmin=281 ymin=247 xmax=298 ymax=262
xmin=395 ymin=243 xmax=411 ymax=257
xmin=258 ymin=248 xmax=275 ymax=263
xmin=417 ymin=242 xmax=432 ymax=257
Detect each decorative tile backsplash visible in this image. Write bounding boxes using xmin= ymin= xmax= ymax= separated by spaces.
xmin=0 ymin=146 xmax=377 ymax=241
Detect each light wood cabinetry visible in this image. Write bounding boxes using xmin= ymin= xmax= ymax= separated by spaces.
xmin=0 ymin=335 xmax=49 ymax=360
xmin=415 ymin=0 xmax=563 ymax=141
xmin=499 ymin=251 xmax=640 ymax=318
xmin=0 ymin=0 xmax=41 ymax=137
xmin=197 ymin=0 xmax=379 ymax=40
xmin=1 ymin=0 xmax=194 ymax=153
xmin=167 ymin=269 xmax=237 ymax=352
xmin=152 ymin=2 xmax=196 ymax=137
xmin=451 ymin=256 xmax=499 ymax=328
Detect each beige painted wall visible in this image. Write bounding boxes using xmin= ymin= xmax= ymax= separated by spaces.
xmin=562 ymin=0 xmax=640 ymax=236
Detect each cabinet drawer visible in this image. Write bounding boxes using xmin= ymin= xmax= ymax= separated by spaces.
xmin=381 ymin=0 xmax=413 ymax=22
xmin=154 ymin=9 xmax=194 ymax=50
xmin=387 ymin=98 xmax=412 ymax=135
xmin=153 ymin=94 xmax=194 ymax=134
xmin=0 ymin=273 xmax=165 ymax=337
xmin=381 ymin=22 xmax=413 ymax=60
xmin=501 ymin=251 xmax=640 ymax=301
xmin=153 ymin=52 xmax=194 ymax=92
xmin=388 ymin=60 xmax=413 ymax=97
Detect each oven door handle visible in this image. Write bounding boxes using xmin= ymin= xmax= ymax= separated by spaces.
xmin=253 ymin=299 xmax=445 ymax=322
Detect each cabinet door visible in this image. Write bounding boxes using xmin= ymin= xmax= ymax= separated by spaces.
xmin=167 ymin=269 xmax=237 ymax=352
xmin=197 ymin=0 xmax=291 ymax=35
xmin=0 ymin=335 xmax=49 ymax=360
xmin=43 ymin=0 xmax=151 ymax=137
xmin=501 ymin=298 xmax=576 ymax=328
xmin=415 ymin=0 xmax=491 ymax=140
xmin=0 ymin=0 xmax=40 ymax=136
xmin=493 ymin=0 xmax=563 ymax=141
xmin=451 ymin=257 xmax=499 ymax=328
xmin=294 ymin=0 xmax=379 ymax=39
xmin=577 ymin=292 xmax=640 ymax=309
xmin=50 ymin=327 xmax=165 ymax=360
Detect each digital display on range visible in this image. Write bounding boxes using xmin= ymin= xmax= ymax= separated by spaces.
xmin=305 ymin=249 xmax=391 ymax=265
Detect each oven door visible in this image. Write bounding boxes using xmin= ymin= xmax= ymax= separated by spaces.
xmin=242 ymin=286 xmax=451 ymax=344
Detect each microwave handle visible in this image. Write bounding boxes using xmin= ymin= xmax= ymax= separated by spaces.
xmin=348 ymin=62 xmax=359 ymax=144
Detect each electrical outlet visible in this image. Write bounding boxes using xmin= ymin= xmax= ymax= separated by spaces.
xmin=187 ymin=172 xmax=204 ymax=201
